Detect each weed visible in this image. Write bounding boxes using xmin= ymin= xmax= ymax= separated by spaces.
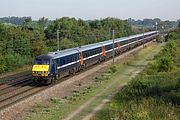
xmin=109 ymin=65 xmax=117 ymax=73
xmin=50 ymin=97 xmax=63 ymax=104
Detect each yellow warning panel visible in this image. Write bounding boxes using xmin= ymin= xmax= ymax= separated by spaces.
xmin=32 ymin=65 xmax=49 ymax=72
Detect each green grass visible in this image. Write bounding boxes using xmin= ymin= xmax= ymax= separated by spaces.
xmin=23 ymin=43 xmax=163 ymax=120
xmin=94 ymin=40 xmax=180 ymax=120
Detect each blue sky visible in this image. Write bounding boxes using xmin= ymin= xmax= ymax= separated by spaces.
xmin=0 ymin=0 xmax=179 ymax=21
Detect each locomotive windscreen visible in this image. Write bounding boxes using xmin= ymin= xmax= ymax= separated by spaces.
xmin=34 ymin=59 xmax=50 ymax=65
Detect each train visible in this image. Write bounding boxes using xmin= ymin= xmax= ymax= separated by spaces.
xmin=32 ymin=31 xmax=158 ymax=84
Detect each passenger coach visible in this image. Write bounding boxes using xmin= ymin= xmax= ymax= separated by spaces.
xmin=32 ymin=31 xmax=158 ymax=84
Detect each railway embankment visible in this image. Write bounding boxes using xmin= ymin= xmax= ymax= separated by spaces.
xmin=20 ymin=41 xmax=164 ymax=120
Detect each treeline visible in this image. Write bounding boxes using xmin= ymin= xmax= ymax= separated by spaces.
xmin=0 ymin=17 xmax=31 ymax=26
xmin=0 ymin=17 xmax=132 ymax=73
xmin=128 ymin=18 xmax=179 ymax=30
xmin=45 ymin=17 xmax=132 ymax=51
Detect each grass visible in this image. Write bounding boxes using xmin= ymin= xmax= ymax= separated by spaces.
xmin=94 ymin=40 xmax=180 ymax=120
xmin=23 ymin=43 xmax=163 ymax=120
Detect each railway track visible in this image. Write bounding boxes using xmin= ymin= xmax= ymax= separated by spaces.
xmin=0 ymin=41 xmax=157 ymax=120
xmin=0 ymin=72 xmax=31 ymax=85
xmin=0 ymin=60 xmax=104 ymax=111
xmin=0 ymin=74 xmax=31 ymax=90
xmin=0 ymin=41 xmax=155 ymax=112
xmin=0 ymin=73 xmax=37 ymax=109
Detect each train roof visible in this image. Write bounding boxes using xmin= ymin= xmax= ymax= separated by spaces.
xmin=36 ymin=54 xmax=54 ymax=60
xmin=36 ymin=31 xmax=157 ymax=60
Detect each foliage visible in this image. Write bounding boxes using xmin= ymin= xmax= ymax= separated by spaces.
xmin=45 ymin=17 xmax=132 ymax=50
xmin=148 ymin=40 xmax=179 ymax=73
xmin=0 ymin=23 xmax=47 ymax=73
xmin=59 ymin=38 xmax=78 ymax=49
xmin=109 ymin=65 xmax=117 ymax=73
xmin=168 ymin=29 xmax=180 ymax=40
xmin=156 ymin=35 xmax=165 ymax=43
xmin=128 ymin=18 xmax=178 ymax=30
xmin=95 ymin=40 xmax=180 ymax=120
xmin=156 ymin=55 xmax=174 ymax=72
xmin=0 ymin=17 xmax=133 ymax=74
xmin=0 ymin=17 xmax=30 ymax=26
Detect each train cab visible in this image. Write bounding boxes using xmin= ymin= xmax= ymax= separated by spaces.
xmin=32 ymin=54 xmax=58 ymax=84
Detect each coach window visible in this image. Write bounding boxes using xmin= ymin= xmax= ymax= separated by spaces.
xmin=71 ymin=55 xmax=73 ymax=62
xmin=84 ymin=52 xmax=87 ymax=58
xmin=73 ymin=55 xmax=75 ymax=61
xmin=73 ymin=54 xmax=75 ymax=61
xmin=90 ymin=51 xmax=92 ymax=56
xmin=57 ymin=58 xmax=60 ymax=66
xmin=88 ymin=51 xmax=90 ymax=57
xmin=84 ymin=53 xmax=87 ymax=58
xmin=62 ymin=58 xmax=65 ymax=65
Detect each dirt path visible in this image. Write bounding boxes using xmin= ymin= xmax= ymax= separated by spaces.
xmin=63 ymin=43 xmax=164 ymax=120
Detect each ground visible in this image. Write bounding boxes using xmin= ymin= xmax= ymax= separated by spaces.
xmin=20 ymin=42 xmax=164 ymax=120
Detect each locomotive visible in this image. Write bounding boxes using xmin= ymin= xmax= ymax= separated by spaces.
xmin=32 ymin=31 xmax=157 ymax=84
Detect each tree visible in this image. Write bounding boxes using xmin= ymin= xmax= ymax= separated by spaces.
xmin=178 ymin=22 xmax=180 ymax=29
xmin=0 ymin=23 xmax=48 ymax=73
xmin=45 ymin=17 xmax=132 ymax=48
xmin=23 ymin=17 xmax=32 ymax=28
xmin=59 ymin=38 xmax=78 ymax=49
xmin=38 ymin=17 xmax=48 ymax=31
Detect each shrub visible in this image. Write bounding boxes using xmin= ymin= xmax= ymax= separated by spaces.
xmin=156 ymin=36 xmax=165 ymax=43
xmin=1 ymin=54 xmax=32 ymax=73
xmin=0 ymin=54 xmax=6 ymax=73
xmin=156 ymin=55 xmax=174 ymax=72
xmin=168 ymin=31 xmax=180 ymax=40
xmin=162 ymin=40 xmax=179 ymax=58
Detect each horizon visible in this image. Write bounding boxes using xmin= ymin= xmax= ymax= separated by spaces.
xmin=0 ymin=0 xmax=180 ymax=21
xmin=0 ymin=16 xmax=179 ymax=22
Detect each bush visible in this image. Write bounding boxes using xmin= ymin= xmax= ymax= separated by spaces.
xmin=0 ymin=53 xmax=33 ymax=74
xmin=168 ymin=31 xmax=180 ymax=40
xmin=156 ymin=55 xmax=174 ymax=72
xmin=149 ymin=40 xmax=179 ymax=73
xmin=156 ymin=36 xmax=165 ymax=43
xmin=162 ymin=40 xmax=179 ymax=58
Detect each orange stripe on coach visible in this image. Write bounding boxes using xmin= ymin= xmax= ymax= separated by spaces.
xmin=102 ymin=46 xmax=106 ymax=57
xmin=80 ymin=52 xmax=84 ymax=65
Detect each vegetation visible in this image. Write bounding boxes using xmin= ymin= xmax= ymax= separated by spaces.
xmin=23 ymin=38 xmax=163 ymax=120
xmin=128 ymin=18 xmax=179 ymax=30
xmin=45 ymin=17 xmax=132 ymax=51
xmin=94 ymin=31 xmax=180 ymax=120
xmin=1 ymin=16 xmax=177 ymax=74
xmin=178 ymin=22 xmax=180 ymax=28
xmin=0 ymin=17 xmax=132 ymax=74
xmin=168 ymin=29 xmax=180 ymax=40
xmin=0 ymin=23 xmax=47 ymax=73
xmin=0 ymin=17 xmax=31 ymax=26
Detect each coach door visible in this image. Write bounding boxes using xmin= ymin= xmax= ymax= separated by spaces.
xmin=102 ymin=46 xmax=106 ymax=57
xmin=80 ymin=52 xmax=84 ymax=65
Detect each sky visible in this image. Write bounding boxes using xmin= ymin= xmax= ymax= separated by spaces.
xmin=0 ymin=0 xmax=180 ymax=21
